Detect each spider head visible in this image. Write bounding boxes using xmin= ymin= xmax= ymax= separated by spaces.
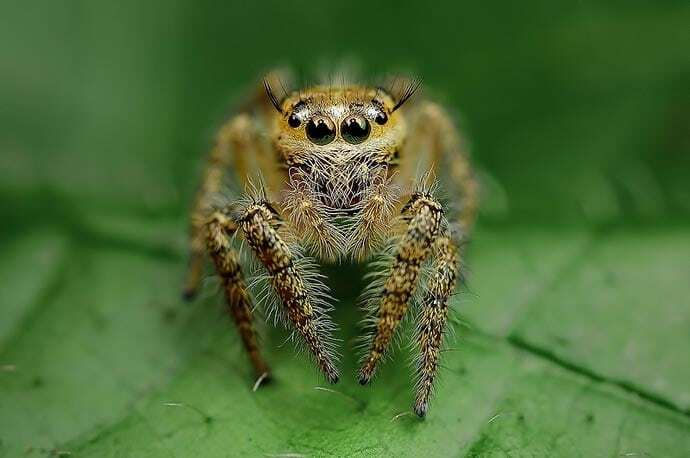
xmin=268 ymin=84 xmax=413 ymax=210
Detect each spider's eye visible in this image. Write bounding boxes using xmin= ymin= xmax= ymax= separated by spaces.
xmin=306 ymin=117 xmax=336 ymax=145
xmin=288 ymin=113 xmax=301 ymax=128
xmin=375 ymin=111 xmax=388 ymax=125
xmin=341 ymin=115 xmax=371 ymax=144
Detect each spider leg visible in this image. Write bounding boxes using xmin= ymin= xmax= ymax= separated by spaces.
xmin=184 ymin=115 xmax=253 ymax=300
xmin=239 ymin=200 xmax=339 ymax=383
xmin=358 ymin=192 xmax=444 ymax=384
xmin=205 ymin=210 xmax=271 ymax=380
xmin=370 ymin=101 xmax=476 ymax=418
xmin=398 ymin=102 xmax=473 ymax=416
xmin=423 ymin=102 xmax=478 ymax=233
xmin=414 ymin=234 xmax=458 ymax=417
xmin=399 ymin=101 xmax=478 ymax=234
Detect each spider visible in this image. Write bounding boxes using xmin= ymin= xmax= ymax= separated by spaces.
xmin=183 ymin=70 xmax=477 ymax=417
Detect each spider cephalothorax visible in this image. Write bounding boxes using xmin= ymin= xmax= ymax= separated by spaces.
xmin=184 ymin=70 xmax=477 ymax=417
xmin=271 ymin=86 xmax=409 ymax=260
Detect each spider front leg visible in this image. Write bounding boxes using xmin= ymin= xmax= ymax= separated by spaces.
xmin=358 ymin=192 xmax=445 ymax=384
xmin=184 ymin=115 xmax=251 ymax=300
xmin=205 ymin=210 xmax=271 ymax=381
xmin=239 ymin=200 xmax=340 ymax=383
xmin=414 ymin=234 xmax=458 ymax=417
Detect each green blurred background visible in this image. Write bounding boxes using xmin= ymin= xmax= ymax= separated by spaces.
xmin=1 ymin=1 xmax=689 ymax=457
xmin=3 ymin=1 xmax=688 ymax=226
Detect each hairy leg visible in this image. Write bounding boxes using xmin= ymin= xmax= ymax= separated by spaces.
xmin=400 ymin=101 xmax=478 ymax=235
xmin=414 ymin=234 xmax=458 ymax=417
xmin=358 ymin=192 xmax=444 ymax=384
xmin=397 ymin=103 xmax=473 ymax=416
xmin=424 ymin=102 xmax=478 ymax=233
xmin=205 ymin=210 xmax=271 ymax=380
xmin=184 ymin=115 xmax=255 ymax=300
xmin=239 ymin=200 xmax=339 ymax=383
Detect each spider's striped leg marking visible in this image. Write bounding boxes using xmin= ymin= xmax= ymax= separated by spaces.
xmin=358 ymin=193 xmax=443 ymax=385
xmin=240 ymin=201 xmax=340 ymax=383
xmin=414 ymin=235 xmax=458 ymax=418
xmin=205 ymin=211 xmax=271 ymax=380
xmin=184 ymin=116 xmax=251 ymax=300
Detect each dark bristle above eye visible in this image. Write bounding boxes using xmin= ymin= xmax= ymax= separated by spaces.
xmin=263 ymin=78 xmax=283 ymax=114
xmin=392 ymin=78 xmax=422 ymax=112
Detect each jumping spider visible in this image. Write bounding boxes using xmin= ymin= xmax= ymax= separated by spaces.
xmin=183 ymin=71 xmax=477 ymax=417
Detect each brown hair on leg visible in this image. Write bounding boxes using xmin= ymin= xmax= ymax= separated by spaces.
xmin=205 ymin=211 xmax=271 ymax=380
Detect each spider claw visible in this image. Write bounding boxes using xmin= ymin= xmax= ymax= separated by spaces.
xmin=252 ymin=371 xmax=272 ymax=391
xmin=414 ymin=402 xmax=428 ymax=418
xmin=181 ymin=287 xmax=198 ymax=302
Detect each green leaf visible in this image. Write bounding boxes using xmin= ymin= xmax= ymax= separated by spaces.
xmin=1 ymin=227 xmax=688 ymax=456
xmin=511 ymin=227 xmax=690 ymax=412
xmin=2 ymin=0 xmax=689 ymax=456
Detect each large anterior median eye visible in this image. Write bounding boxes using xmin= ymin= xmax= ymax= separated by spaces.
xmin=306 ymin=117 xmax=336 ymax=145
xmin=341 ymin=115 xmax=371 ymax=144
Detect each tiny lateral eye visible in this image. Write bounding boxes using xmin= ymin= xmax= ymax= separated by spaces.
xmin=288 ymin=113 xmax=301 ymax=128
xmin=306 ymin=117 xmax=336 ymax=145
xmin=341 ymin=115 xmax=371 ymax=144
xmin=375 ymin=111 xmax=388 ymax=125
